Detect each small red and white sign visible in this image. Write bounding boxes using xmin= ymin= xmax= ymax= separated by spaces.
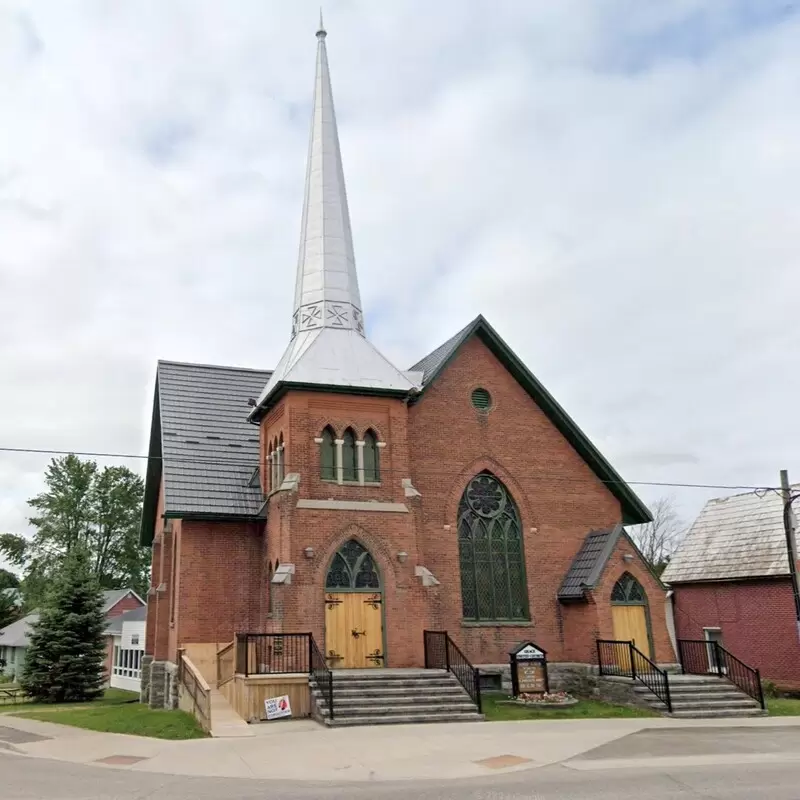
xmin=264 ymin=694 xmax=292 ymax=720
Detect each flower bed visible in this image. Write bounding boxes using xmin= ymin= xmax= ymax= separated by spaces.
xmin=500 ymin=691 xmax=578 ymax=707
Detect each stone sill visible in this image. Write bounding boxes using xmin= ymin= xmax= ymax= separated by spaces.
xmin=462 ymin=620 xmax=535 ymax=628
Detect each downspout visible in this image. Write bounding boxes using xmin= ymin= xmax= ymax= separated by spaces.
xmin=664 ymin=589 xmax=679 ymax=664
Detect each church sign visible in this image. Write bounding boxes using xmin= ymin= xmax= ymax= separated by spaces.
xmin=509 ymin=641 xmax=549 ymax=697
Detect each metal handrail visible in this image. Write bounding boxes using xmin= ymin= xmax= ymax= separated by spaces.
xmin=677 ymin=638 xmax=764 ymax=709
xmin=423 ymin=630 xmax=482 ymax=712
xmin=596 ymin=639 xmax=672 ymax=712
xmin=309 ymin=635 xmax=334 ymax=720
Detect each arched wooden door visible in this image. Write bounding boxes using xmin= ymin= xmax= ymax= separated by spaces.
xmin=324 ymin=540 xmax=384 ymax=669
xmin=611 ymin=573 xmax=652 ymax=659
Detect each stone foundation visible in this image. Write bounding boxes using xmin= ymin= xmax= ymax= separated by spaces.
xmin=147 ymin=660 xmax=179 ymax=709
xmin=140 ymin=655 xmax=153 ymax=705
xmin=477 ymin=661 xmax=666 ymax=711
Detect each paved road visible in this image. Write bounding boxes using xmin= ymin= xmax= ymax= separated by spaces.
xmin=3 ymin=750 xmax=800 ymax=799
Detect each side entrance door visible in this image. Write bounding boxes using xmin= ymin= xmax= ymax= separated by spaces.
xmin=610 ymin=573 xmax=652 ymax=667
xmin=324 ymin=539 xmax=385 ymax=669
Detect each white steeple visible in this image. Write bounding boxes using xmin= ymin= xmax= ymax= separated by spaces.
xmin=253 ymin=23 xmax=419 ymax=413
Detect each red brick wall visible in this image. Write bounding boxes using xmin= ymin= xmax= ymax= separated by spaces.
xmin=105 ymin=593 xmax=143 ymax=620
xmin=175 ymin=520 xmax=263 ymax=647
xmin=672 ymin=578 xmax=800 ymax=689
xmin=591 ymin=535 xmax=675 ymax=663
xmin=408 ymin=335 xmax=626 ymax=664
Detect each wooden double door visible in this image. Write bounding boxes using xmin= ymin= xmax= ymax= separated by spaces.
xmin=611 ymin=605 xmax=651 ymax=657
xmin=325 ymin=592 xmax=384 ymax=668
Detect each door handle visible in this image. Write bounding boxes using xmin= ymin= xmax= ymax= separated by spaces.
xmin=351 ymin=628 xmax=366 ymax=639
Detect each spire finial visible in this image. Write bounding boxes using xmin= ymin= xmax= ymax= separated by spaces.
xmin=316 ymin=9 xmax=326 ymax=39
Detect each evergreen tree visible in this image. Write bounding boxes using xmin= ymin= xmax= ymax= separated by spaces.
xmin=20 ymin=547 xmax=107 ymax=703
xmin=0 ymin=587 xmax=18 ymax=630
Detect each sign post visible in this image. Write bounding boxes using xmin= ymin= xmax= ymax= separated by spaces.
xmin=509 ymin=641 xmax=549 ymax=698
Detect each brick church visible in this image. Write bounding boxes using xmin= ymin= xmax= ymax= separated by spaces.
xmin=140 ymin=23 xmax=674 ymax=708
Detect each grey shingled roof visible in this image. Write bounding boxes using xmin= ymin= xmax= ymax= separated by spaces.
xmin=105 ymin=604 xmax=147 ymax=635
xmin=0 ymin=612 xmax=38 ymax=648
xmin=141 ymin=361 xmax=271 ymax=544
xmin=102 ymin=589 xmax=143 ymax=612
xmin=661 ymin=486 xmax=798 ymax=584
xmin=558 ymin=526 xmax=624 ymax=600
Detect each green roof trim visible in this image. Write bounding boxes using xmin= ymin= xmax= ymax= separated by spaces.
xmin=410 ymin=315 xmax=652 ymax=525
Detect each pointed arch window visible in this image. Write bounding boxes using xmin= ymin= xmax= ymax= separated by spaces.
xmin=325 ymin=539 xmax=380 ymax=589
xmin=342 ymin=428 xmax=357 ymax=482
xmin=320 ymin=426 xmax=336 ymax=480
xmin=458 ymin=472 xmax=529 ymax=621
xmin=363 ymin=429 xmax=380 ymax=482
xmin=611 ymin=573 xmax=646 ymax=604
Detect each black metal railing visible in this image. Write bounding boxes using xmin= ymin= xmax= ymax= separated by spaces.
xmin=677 ymin=639 xmax=765 ymax=709
xmin=310 ymin=635 xmax=334 ymax=720
xmin=237 ymin=633 xmax=310 ymax=675
xmin=423 ymin=630 xmax=482 ymax=713
xmin=597 ymin=639 xmax=672 ymax=712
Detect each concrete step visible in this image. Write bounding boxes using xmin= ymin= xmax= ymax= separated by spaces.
xmin=324 ymin=711 xmax=484 ymax=727
xmin=663 ymin=698 xmax=761 ymax=711
xmin=317 ymin=700 xmax=477 ymax=717
xmin=638 ymin=684 xmax=748 ymax=696
xmin=319 ymin=685 xmax=468 ymax=699
xmin=668 ymin=708 xmax=766 ymax=719
xmin=316 ymin=695 xmax=477 ymax=712
xmin=666 ymin=690 xmax=758 ymax=702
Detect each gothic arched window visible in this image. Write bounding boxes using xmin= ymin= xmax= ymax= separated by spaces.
xmin=458 ymin=472 xmax=528 ymax=621
xmin=611 ymin=573 xmax=646 ymax=604
xmin=342 ymin=428 xmax=357 ymax=482
xmin=325 ymin=539 xmax=380 ymax=589
xmin=320 ymin=426 xmax=336 ymax=480
xmin=363 ymin=429 xmax=380 ymax=482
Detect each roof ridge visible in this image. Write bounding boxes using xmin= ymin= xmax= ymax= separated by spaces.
xmin=158 ymin=359 xmax=273 ymax=374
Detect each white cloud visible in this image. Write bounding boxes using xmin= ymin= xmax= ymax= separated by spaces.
xmin=2 ymin=0 xmax=799 ymax=560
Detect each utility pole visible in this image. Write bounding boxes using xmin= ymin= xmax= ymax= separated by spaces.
xmin=780 ymin=469 xmax=800 ymax=641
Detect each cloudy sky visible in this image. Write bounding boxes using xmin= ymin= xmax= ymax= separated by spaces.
xmin=1 ymin=0 xmax=799 ymax=561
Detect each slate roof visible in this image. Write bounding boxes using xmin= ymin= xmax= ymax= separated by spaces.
xmin=140 ymin=361 xmax=271 ymax=545
xmin=661 ymin=487 xmax=798 ymax=584
xmin=558 ymin=525 xmax=624 ymax=600
xmin=409 ymin=320 xmax=474 ymax=384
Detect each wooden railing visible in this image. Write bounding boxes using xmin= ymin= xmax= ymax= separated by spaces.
xmin=216 ymin=641 xmax=235 ymax=687
xmin=178 ymin=651 xmax=211 ymax=733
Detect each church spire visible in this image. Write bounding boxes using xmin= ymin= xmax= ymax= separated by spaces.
xmin=251 ymin=22 xmax=419 ymax=415
xmin=292 ymin=18 xmax=363 ymax=340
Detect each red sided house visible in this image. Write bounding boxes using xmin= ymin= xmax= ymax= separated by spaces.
xmin=663 ymin=487 xmax=800 ymax=689
xmin=139 ymin=25 xmax=677 ymax=720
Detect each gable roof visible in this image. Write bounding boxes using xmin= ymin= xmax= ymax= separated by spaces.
xmin=140 ymin=361 xmax=271 ymax=546
xmin=409 ymin=316 xmax=651 ymax=525
xmin=102 ymin=589 xmax=144 ymax=612
xmin=558 ymin=524 xmax=664 ymax=601
xmin=558 ymin=526 xmax=624 ymax=600
xmin=661 ymin=487 xmax=797 ymax=584
xmin=0 ymin=612 xmax=38 ymax=648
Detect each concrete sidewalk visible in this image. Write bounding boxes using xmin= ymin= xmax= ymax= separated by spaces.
xmin=2 ymin=714 xmax=800 ymax=782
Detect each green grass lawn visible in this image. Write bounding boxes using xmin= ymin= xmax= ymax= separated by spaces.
xmin=482 ymin=693 xmax=658 ymax=721
xmin=766 ymin=697 xmax=800 ymax=716
xmin=2 ymin=688 xmax=206 ymax=740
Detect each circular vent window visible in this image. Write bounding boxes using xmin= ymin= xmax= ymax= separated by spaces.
xmin=471 ymin=388 xmax=492 ymax=411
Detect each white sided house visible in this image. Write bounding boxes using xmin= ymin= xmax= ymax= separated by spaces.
xmin=105 ymin=605 xmax=146 ymax=692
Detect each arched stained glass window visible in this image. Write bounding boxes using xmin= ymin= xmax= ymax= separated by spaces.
xmin=325 ymin=539 xmax=380 ymax=589
xmin=458 ymin=472 xmax=528 ymax=621
xmin=342 ymin=428 xmax=357 ymax=482
xmin=611 ymin=573 xmax=646 ymax=604
xmin=363 ymin=429 xmax=380 ymax=482
xmin=320 ymin=426 xmax=336 ymax=480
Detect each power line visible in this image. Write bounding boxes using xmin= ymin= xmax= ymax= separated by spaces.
xmin=0 ymin=444 xmax=779 ymax=493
